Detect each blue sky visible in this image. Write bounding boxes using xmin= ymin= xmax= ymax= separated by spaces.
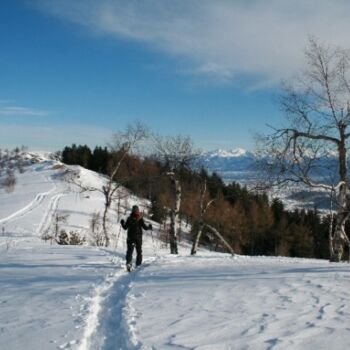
xmin=1 ymin=1 xmax=349 ymax=151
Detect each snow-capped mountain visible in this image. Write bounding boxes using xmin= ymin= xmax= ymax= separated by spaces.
xmin=199 ymin=148 xmax=257 ymax=183
xmin=205 ymin=148 xmax=248 ymax=158
xmin=200 ymin=148 xmax=335 ymax=211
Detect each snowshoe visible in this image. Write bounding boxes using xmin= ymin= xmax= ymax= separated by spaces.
xmin=126 ymin=264 xmax=132 ymax=272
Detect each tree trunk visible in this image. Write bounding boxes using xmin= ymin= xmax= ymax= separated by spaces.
xmin=169 ymin=177 xmax=181 ymax=254
xmin=330 ymin=126 xmax=348 ymax=262
xmin=102 ymin=204 xmax=110 ymax=247
xmin=191 ymin=180 xmax=212 ymax=255
xmin=328 ymin=213 xmax=334 ymax=259
xmin=169 ymin=209 xmax=177 ymax=254
xmin=102 ymin=190 xmax=111 ymax=247
xmin=191 ymin=221 xmax=204 ymax=255
xmin=330 ymin=210 xmax=348 ymax=262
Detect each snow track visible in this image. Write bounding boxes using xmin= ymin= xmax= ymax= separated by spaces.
xmin=0 ymin=174 xmax=68 ymax=238
xmin=79 ymin=257 xmax=157 ymax=350
xmin=36 ymin=192 xmax=67 ymax=235
xmin=0 ymin=186 xmax=56 ymax=224
xmin=125 ymin=255 xmax=350 ymax=350
xmin=78 ymin=265 xmax=129 ymax=350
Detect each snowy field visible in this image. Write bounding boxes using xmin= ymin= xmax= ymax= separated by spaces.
xmin=1 ymin=157 xmax=350 ymax=350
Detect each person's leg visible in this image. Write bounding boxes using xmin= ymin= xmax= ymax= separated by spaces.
xmin=135 ymin=238 xmax=143 ymax=266
xmin=126 ymin=239 xmax=135 ymax=266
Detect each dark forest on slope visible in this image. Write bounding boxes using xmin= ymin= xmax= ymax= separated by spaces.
xmin=60 ymin=144 xmax=340 ymax=260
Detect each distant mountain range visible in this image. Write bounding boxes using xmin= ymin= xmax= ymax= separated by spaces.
xmin=199 ymin=148 xmax=258 ymax=184
xmin=199 ymin=148 xmax=334 ymax=211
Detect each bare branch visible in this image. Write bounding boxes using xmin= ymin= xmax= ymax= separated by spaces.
xmin=258 ymin=38 xmax=350 ymax=261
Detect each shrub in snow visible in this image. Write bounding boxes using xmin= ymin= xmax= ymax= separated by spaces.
xmin=57 ymin=230 xmax=86 ymax=245
xmin=58 ymin=230 xmax=69 ymax=245
xmin=68 ymin=231 xmax=86 ymax=245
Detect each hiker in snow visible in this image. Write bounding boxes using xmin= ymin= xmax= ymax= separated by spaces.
xmin=121 ymin=205 xmax=152 ymax=271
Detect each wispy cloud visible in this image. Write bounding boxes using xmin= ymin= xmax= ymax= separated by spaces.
xmin=32 ymin=0 xmax=350 ymax=87
xmin=0 ymin=106 xmax=50 ymax=117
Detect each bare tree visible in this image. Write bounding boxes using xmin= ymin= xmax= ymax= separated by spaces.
xmin=259 ymin=38 xmax=350 ymax=262
xmin=191 ymin=179 xmax=215 ymax=255
xmin=190 ymin=178 xmax=235 ymax=256
xmin=154 ymin=135 xmax=199 ymax=254
xmin=2 ymin=169 xmax=16 ymax=193
xmin=67 ymin=122 xmax=148 ymax=247
xmin=89 ymin=212 xmax=104 ymax=246
xmin=0 ymin=146 xmax=28 ymax=191
xmin=101 ymin=122 xmax=148 ymax=246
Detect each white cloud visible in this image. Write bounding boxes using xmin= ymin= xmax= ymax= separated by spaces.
xmin=0 ymin=106 xmax=50 ymax=117
xmin=32 ymin=0 xmax=350 ymax=87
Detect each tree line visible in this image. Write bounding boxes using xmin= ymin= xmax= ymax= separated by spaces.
xmin=61 ymin=142 xmax=334 ymax=260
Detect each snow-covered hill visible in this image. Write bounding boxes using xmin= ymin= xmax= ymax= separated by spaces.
xmin=1 ymin=155 xmax=350 ymax=350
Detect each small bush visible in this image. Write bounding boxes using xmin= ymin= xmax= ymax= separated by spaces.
xmin=57 ymin=230 xmax=69 ymax=245
xmin=57 ymin=230 xmax=85 ymax=245
xmin=69 ymin=231 xmax=86 ymax=245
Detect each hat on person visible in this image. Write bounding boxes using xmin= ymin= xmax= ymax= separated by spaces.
xmin=131 ymin=205 xmax=140 ymax=213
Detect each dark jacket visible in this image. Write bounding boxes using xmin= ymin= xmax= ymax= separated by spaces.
xmin=121 ymin=213 xmax=150 ymax=240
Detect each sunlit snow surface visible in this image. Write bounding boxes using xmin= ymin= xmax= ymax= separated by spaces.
xmin=1 ymin=158 xmax=350 ymax=349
